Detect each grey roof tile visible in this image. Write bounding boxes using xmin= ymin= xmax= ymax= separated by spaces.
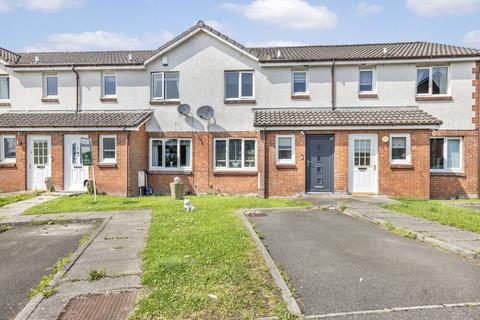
xmin=0 ymin=110 xmax=153 ymax=128
xmin=253 ymin=107 xmax=442 ymax=127
xmin=4 ymin=22 xmax=479 ymax=67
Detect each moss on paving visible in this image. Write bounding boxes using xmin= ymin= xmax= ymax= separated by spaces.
xmin=25 ymin=193 xmax=308 ymax=319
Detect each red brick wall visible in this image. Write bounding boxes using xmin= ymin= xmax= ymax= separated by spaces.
xmin=146 ymin=131 xmax=260 ymax=195
xmin=127 ymin=126 xmax=148 ymax=196
xmin=430 ymin=131 xmax=478 ymax=199
xmin=0 ymin=133 xmax=27 ymax=192
xmin=263 ymin=129 xmax=431 ymax=198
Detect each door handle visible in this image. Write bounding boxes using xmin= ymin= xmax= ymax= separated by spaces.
xmin=307 ymin=159 xmax=311 ymax=167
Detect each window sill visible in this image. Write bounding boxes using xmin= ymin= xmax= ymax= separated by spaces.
xmin=430 ymin=171 xmax=466 ymax=177
xmin=291 ymin=94 xmax=310 ymax=100
xmin=0 ymin=162 xmax=16 ymax=168
xmin=98 ymin=162 xmax=117 ymax=168
xmin=224 ymin=99 xmax=256 ymax=105
xmin=416 ymin=95 xmax=452 ymax=102
xmin=100 ymin=97 xmax=118 ymax=103
xmin=390 ymin=163 xmax=413 ymax=169
xmin=0 ymin=101 xmax=11 ymax=107
xmin=275 ymin=163 xmax=296 ymax=169
xmin=41 ymin=97 xmax=59 ymax=103
xmin=150 ymin=99 xmax=181 ymax=105
xmin=213 ymin=170 xmax=258 ymax=176
xmin=358 ymin=93 xmax=378 ymax=99
xmin=148 ymin=169 xmax=192 ymax=175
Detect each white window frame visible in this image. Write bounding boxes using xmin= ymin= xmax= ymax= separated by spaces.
xmin=43 ymin=73 xmax=58 ymax=98
xmin=430 ymin=137 xmax=463 ymax=173
xmin=416 ymin=66 xmax=450 ymax=96
xmin=276 ymin=135 xmax=295 ymax=164
xmin=150 ymin=71 xmax=180 ymax=101
xmin=0 ymin=75 xmax=10 ymax=102
xmin=99 ymin=135 xmax=117 ymax=164
xmin=0 ymin=135 xmax=16 ymax=163
xmin=389 ymin=133 xmax=411 ymax=165
xmin=359 ymin=68 xmax=376 ymax=93
xmin=102 ymin=73 xmax=117 ymax=97
xmin=291 ymin=69 xmax=309 ymax=95
xmin=224 ymin=71 xmax=255 ymax=100
xmin=213 ymin=138 xmax=257 ymax=171
xmin=149 ymin=138 xmax=192 ymax=171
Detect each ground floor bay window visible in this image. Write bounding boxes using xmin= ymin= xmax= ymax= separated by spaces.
xmin=430 ymin=137 xmax=462 ymax=172
xmin=214 ymin=138 xmax=256 ymax=170
xmin=150 ymin=138 xmax=192 ymax=171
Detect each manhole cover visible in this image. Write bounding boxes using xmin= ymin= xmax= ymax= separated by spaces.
xmin=58 ymin=291 xmax=136 ymax=320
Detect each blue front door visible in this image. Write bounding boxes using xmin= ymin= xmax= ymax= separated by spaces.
xmin=306 ymin=135 xmax=334 ymax=192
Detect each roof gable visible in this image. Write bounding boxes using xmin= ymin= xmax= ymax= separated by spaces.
xmin=143 ymin=21 xmax=260 ymax=65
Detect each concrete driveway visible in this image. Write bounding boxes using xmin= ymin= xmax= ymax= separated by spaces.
xmin=0 ymin=223 xmax=95 ymax=320
xmin=252 ymin=208 xmax=480 ymax=318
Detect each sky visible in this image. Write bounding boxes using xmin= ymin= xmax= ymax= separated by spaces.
xmin=0 ymin=0 xmax=479 ymax=52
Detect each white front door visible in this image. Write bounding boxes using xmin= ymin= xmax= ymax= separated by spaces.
xmin=28 ymin=136 xmax=52 ymax=190
xmin=64 ymin=135 xmax=89 ymax=191
xmin=348 ymin=134 xmax=378 ymax=194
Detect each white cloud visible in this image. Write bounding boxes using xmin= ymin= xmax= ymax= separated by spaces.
xmin=463 ymin=30 xmax=480 ymax=48
xmin=0 ymin=0 xmax=84 ymax=13
xmin=222 ymin=0 xmax=336 ymax=30
xmin=246 ymin=40 xmax=307 ymax=47
xmin=357 ymin=1 xmax=382 ymax=14
xmin=23 ymin=30 xmax=174 ymax=52
xmin=406 ymin=0 xmax=479 ymax=16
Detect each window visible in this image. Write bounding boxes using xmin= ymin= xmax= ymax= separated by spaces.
xmin=0 ymin=75 xmax=9 ymax=100
xmin=214 ymin=138 xmax=256 ymax=169
xmin=430 ymin=137 xmax=462 ymax=171
xmin=225 ymin=71 xmax=254 ymax=99
xmin=416 ymin=66 xmax=448 ymax=95
xmin=276 ymin=135 xmax=295 ymax=164
xmin=0 ymin=136 xmax=16 ymax=163
xmin=100 ymin=135 xmax=116 ymax=163
xmin=44 ymin=74 xmax=58 ymax=97
xmin=151 ymin=72 xmax=180 ymax=100
xmin=292 ymin=70 xmax=308 ymax=95
xmin=150 ymin=138 xmax=191 ymax=170
xmin=390 ymin=134 xmax=411 ymax=164
xmin=103 ymin=73 xmax=116 ymax=97
xmin=359 ymin=69 xmax=374 ymax=93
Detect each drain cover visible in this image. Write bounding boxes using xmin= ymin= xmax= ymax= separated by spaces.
xmin=58 ymin=291 xmax=136 ymax=320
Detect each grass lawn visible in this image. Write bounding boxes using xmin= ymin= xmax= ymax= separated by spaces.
xmin=25 ymin=193 xmax=307 ymax=319
xmin=0 ymin=192 xmax=40 ymax=208
xmin=384 ymin=198 xmax=480 ymax=234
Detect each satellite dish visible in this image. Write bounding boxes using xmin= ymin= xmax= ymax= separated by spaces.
xmin=197 ymin=105 xmax=214 ymax=121
xmin=177 ymin=104 xmax=191 ymax=116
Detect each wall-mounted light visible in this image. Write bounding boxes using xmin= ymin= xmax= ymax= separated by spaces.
xmin=162 ymin=56 xmax=168 ymax=66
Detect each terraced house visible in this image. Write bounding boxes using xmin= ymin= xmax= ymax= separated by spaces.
xmin=0 ymin=21 xmax=479 ymax=199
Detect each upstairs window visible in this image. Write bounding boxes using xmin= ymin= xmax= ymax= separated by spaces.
xmin=0 ymin=75 xmax=9 ymax=100
xmin=225 ymin=71 xmax=254 ymax=100
xmin=292 ymin=70 xmax=308 ymax=95
xmin=103 ymin=73 xmax=117 ymax=97
xmin=0 ymin=135 xmax=16 ymax=163
xmin=359 ymin=69 xmax=374 ymax=93
xmin=214 ymin=138 xmax=256 ymax=169
xmin=390 ymin=134 xmax=411 ymax=165
xmin=44 ymin=74 xmax=58 ymax=97
xmin=151 ymin=72 xmax=180 ymax=100
xmin=416 ymin=66 xmax=448 ymax=95
xmin=99 ymin=135 xmax=116 ymax=163
xmin=150 ymin=138 xmax=191 ymax=170
xmin=430 ymin=137 xmax=462 ymax=171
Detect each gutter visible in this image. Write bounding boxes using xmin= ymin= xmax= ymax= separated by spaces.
xmin=72 ymin=66 xmax=80 ymax=113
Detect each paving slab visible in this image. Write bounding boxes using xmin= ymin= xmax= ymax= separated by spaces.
xmin=0 ymin=195 xmax=59 ymax=218
xmin=424 ymin=230 xmax=480 ymax=242
xmin=20 ymin=210 xmax=151 ymax=320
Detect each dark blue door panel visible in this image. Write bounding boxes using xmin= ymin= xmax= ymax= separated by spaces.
xmin=306 ymin=135 xmax=334 ymax=192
